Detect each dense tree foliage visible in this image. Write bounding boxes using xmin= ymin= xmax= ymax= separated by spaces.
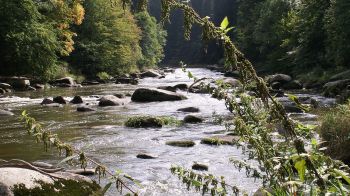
xmin=69 ymin=0 xmax=142 ymax=77
xmin=236 ymin=0 xmax=350 ymax=74
xmin=135 ymin=11 xmax=167 ymax=69
xmin=0 ymin=0 xmax=167 ymax=81
xmin=0 ymin=0 xmax=84 ymax=81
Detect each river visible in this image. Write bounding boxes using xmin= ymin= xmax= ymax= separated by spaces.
xmin=0 ymin=68 xmax=333 ymax=195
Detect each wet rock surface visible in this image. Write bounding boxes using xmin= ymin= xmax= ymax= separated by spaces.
xmin=98 ymin=95 xmax=124 ymax=107
xmin=184 ymin=115 xmax=203 ymax=123
xmin=131 ymin=88 xmax=187 ymax=102
xmin=166 ymin=140 xmax=195 ymax=147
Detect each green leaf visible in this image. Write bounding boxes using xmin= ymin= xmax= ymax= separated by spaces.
xmin=192 ymin=180 xmax=202 ymax=187
xmin=188 ymin=71 xmax=194 ymax=79
xmin=294 ymin=159 xmax=306 ymax=181
xmin=334 ymin=169 xmax=350 ymax=185
xmin=220 ymin=17 xmax=229 ymax=30
xmin=225 ymin=27 xmax=235 ymax=34
xmin=21 ymin=110 xmax=27 ymax=116
xmin=101 ymin=182 xmax=112 ymax=195
xmin=56 ymin=155 xmax=78 ymax=166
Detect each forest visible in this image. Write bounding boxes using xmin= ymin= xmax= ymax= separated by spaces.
xmin=0 ymin=0 xmax=350 ymax=195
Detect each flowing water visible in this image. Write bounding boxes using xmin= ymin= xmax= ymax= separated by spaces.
xmin=0 ymin=68 xmax=334 ymax=195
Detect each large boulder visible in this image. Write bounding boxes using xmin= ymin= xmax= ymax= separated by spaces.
xmin=53 ymin=77 xmax=75 ymax=85
xmin=131 ymin=88 xmax=187 ymax=102
xmin=0 ymin=77 xmax=30 ymax=90
xmin=98 ymin=95 xmax=124 ymax=107
xmin=0 ymin=167 xmax=53 ymax=195
xmin=323 ymin=79 xmax=350 ymax=97
xmin=267 ymin=74 xmax=292 ymax=85
xmin=51 ymin=77 xmax=79 ymax=87
xmin=0 ymin=168 xmax=100 ymax=196
xmin=140 ymin=70 xmax=162 ymax=78
xmin=0 ymin=109 xmax=14 ymax=116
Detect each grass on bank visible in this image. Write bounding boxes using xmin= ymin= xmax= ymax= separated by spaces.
xmin=319 ymin=100 xmax=350 ymax=164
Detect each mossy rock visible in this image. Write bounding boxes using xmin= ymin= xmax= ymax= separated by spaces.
xmin=11 ymin=179 xmax=101 ymax=196
xmin=166 ymin=140 xmax=195 ymax=147
xmin=125 ymin=116 xmax=180 ymax=128
xmin=200 ymin=135 xmax=238 ymax=146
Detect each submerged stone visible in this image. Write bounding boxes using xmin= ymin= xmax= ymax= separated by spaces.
xmin=166 ymin=140 xmax=195 ymax=147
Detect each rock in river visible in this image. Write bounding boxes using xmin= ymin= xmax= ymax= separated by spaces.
xmin=267 ymin=74 xmax=292 ymax=84
xmin=201 ymin=135 xmax=238 ymax=146
xmin=53 ymin=96 xmax=67 ymax=104
xmin=140 ymin=70 xmax=163 ymax=78
xmin=98 ymin=95 xmax=124 ymax=107
xmin=184 ymin=115 xmax=203 ymax=123
xmin=70 ymin=96 xmax=83 ymax=104
xmin=136 ymin=153 xmax=157 ymax=159
xmin=177 ymin=107 xmax=200 ymax=113
xmin=131 ymin=88 xmax=187 ymax=102
xmin=52 ymin=77 xmax=76 ymax=86
xmin=166 ymin=140 xmax=195 ymax=147
xmin=192 ymin=163 xmax=208 ymax=171
xmin=41 ymin=98 xmax=54 ymax=105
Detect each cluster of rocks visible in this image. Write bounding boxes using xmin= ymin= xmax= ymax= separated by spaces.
xmin=322 ymin=70 xmax=350 ymax=103
xmin=0 ymin=77 xmax=42 ymax=95
xmin=266 ymin=74 xmax=302 ymax=90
